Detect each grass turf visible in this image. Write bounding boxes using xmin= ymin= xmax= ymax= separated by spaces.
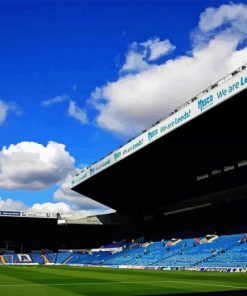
xmin=0 ymin=266 xmax=246 ymax=296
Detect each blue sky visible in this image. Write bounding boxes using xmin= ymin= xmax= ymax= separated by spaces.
xmin=0 ymin=0 xmax=247 ymax=215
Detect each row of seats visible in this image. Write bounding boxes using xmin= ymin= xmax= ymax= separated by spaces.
xmin=1 ymin=233 xmax=246 ymax=268
xmin=64 ymin=233 xmax=247 ymax=268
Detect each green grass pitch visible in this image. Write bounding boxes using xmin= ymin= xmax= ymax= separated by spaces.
xmin=0 ymin=266 xmax=246 ymax=296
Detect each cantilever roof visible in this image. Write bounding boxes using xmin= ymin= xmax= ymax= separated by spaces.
xmin=71 ymin=64 xmax=247 ymax=216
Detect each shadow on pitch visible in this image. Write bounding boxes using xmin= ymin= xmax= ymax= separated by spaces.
xmin=135 ymin=290 xmax=247 ymax=296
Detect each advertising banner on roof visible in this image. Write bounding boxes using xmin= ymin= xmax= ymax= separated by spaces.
xmin=0 ymin=211 xmax=21 ymax=217
xmin=72 ymin=65 xmax=247 ymax=188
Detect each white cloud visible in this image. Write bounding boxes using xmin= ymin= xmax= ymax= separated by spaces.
xmin=0 ymin=198 xmax=27 ymax=211
xmin=0 ymin=142 xmax=112 ymax=216
xmin=0 ymin=143 xmax=113 ymax=216
xmin=29 ymin=202 xmax=105 ymax=218
xmin=54 ymin=173 xmax=115 ymax=215
xmin=68 ymin=101 xmax=88 ymax=124
xmin=0 ymin=141 xmax=74 ymax=190
xmin=42 ymin=95 xmax=69 ymax=107
xmin=0 ymin=170 xmax=114 ymax=216
xmin=0 ymin=196 xmax=104 ymax=218
xmin=141 ymin=38 xmax=175 ymax=61
xmin=121 ymin=45 xmax=150 ymax=73
xmin=199 ymin=3 xmax=247 ymax=34
xmin=120 ymin=38 xmax=174 ymax=73
xmin=29 ymin=202 xmax=72 ymax=213
xmin=192 ymin=3 xmax=247 ymax=50
xmin=0 ymin=198 xmax=71 ymax=214
xmin=121 ymin=51 xmax=150 ymax=73
xmin=0 ymin=100 xmax=19 ymax=124
xmin=0 ymin=100 xmax=8 ymax=124
xmin=90 ymin=3 xmax=247 ymax=136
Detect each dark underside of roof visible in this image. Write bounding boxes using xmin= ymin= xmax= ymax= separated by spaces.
xmin=73 ymin=88 xmax=247 ymax=219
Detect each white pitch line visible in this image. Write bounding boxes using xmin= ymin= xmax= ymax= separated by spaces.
xmin=0 ymin=279 xmax=247 ymax=290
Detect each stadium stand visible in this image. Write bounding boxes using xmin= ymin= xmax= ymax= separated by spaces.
xmin=201 ymin=235 xmax=247 ymax=268
xmin=45 ymin=252 xmax=57 ymax=264
xmin=86 ymin=233 xmax=247 ymax=269
xmin=66 ymin=251 xmax=113 ymax=265
xmin=29 ymin=254 xmax=45 ymax=264
xmin=3 ymin=255 xmax=14 ymax=264
xmin=2 ymin=233 xmax=246 ymax=269
xmin=56 ymin=252 xmax=73 ymax=264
